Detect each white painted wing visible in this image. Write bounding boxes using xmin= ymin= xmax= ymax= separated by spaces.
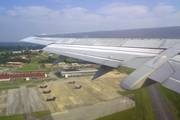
xmin=21 ymin=37 xmax=164 ymax=68
xmin=20 ymin=26 xmax=180 ymax=94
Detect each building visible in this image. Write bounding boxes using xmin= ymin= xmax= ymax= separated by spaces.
xmin=16 ymin=55 xmax=28 ymax=59
xmin=71 ymin=63 xmax=78 ymax=66
xmin=5 ymin=62 xmax=24 ymax=66
xmin=12 ymin=51 xmax=22 ymax=54
xmin=58 ymin=62 xmax=66 ymax=65
xmin=0 ymin=72 xmax=47 ymax=81
xmin=58 ymin=68 xmax=98 ymax=78
xmin=0 ymin=75 xmax=10 ymax=81
xmin=25 ymin=77 xmax=30 ymax=81
xmin=29 ymin=49 xmax=41 ymax=52
xmin=28 ymin=55 xmax=36 ymax=58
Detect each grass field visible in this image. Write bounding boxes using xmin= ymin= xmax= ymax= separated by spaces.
xmin=117 ymin=66 xmax=135 ymax=75
xmin=26 ymin=85 xmax=37 ymax=88
xmin=0 ymin=114 xmax=23 ymax=120
xmin=51 ymin=54 xmax=59 ymax=58
xmin=44 ymin=53 xmax=50 ymax=56
xmin=41 ymin=66 xmax=63 ymax=69
xmin=0 ymin=86 xmax=20 ymax=90
xmin=34 ymin=110 xmax=51 ymax=117
xmin=30 ymin=57 xmax=42 ymax=63
xmin=51 ymin=78 xmax=57 ymax=81
xmin=0 ymin=67 xmax=4 ymax=70
xmin=0 ymin=79 xmax=31 ymax=86
xmin=97 ymin=87 xmax=156 ymax=120
xmin=18 ymin=65 xmax=39 ymax=71
xmin=33 ymin=80 xmax=43 ymax=83
xmin=13 ymin=70 xmax=42 ymax=73
xmin=0 ymin=66 xmax=14 ymax=68
xmin=45 ymin=79 xmax=50 ymax=82
xmin=156 ymin=83 xmax=180 ymax=120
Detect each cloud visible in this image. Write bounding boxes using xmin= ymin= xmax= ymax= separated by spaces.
xmin=153 ymin=3 xmax=176 ymax=13
xmin=6 ymin=10 xmax=17 ymax=16
xmin=0 ymin=7 xmax=5 ymax=12
xmin=61 ymin=7 xmax=87 ymax=19
xmin=6 ymin=6 xmax=60 ymax=17
xmin=97 ymin=3 xmax=148 ymax=17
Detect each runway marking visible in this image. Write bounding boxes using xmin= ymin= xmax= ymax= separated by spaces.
xmin=151 ymin=85 xmax=166 ymax=120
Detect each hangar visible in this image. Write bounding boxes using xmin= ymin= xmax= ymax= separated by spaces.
xmin=58 ymin=68 xmax=98 ymax=78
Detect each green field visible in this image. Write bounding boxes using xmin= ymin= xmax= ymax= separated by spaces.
xmin=34 ymin=110 xmax=51 ymax=117
xmin=66 ymin=57 xmax=84 ymax=63
xmin=0 ymin=67 xmax=4 ymax=70
xmin=44 ymin=53 xmax=50 ymax=56
xmin=156 ymin=83 xmax=180 ymax=120
xmin=30 ymin=57 xmax=42 ymax=63
xmin=26 ymin=85 xmax=37 ymax=88
xmin=33 ymin=80 xmax=44 ymax=83
xmin=0 ymin=114 xmax=23 ymax=120
xmin=41 ymin=66 xmax=63 ymax=69
xmin=97 ymin=87 xmax=156 ymax=120
xmin=51 ymin=78 xmax=57 ymax=81
xmin=0 ymin=86 xmax=20 ymax=90
xmin=13 ymin=70 xmax=42 ymax=73
xmin=0 ymin=66 xmax=15 ymax=68
xmin=0 ymin=79 xmax=31 ymax=86
xmin=45 ymin=79 xmax=50 ymax=82
xmin=18 ymin=65 xmax=39 ymax=71
xmin=51 ymin=54 xmax=59 ymax=58
xmin=117 ymin=66 xmax=135 ymax=75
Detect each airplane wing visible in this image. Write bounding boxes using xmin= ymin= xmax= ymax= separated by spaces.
xmin=20 ymin=26 xmax=180 ymax=93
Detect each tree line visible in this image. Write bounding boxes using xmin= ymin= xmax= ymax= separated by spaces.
xmin=0 ymin=46 xmax=44 ymax=52
xmin=0 ymin=51 xmax=31 ymax=64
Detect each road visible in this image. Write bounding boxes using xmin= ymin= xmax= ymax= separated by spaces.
xmin=147 ymin=84 xmax=174 ymax=120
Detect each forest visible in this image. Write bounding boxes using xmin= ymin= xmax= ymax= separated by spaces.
xmin=0 ymin=46 xmax=44 ymax=52
xmin=0 ymin=51 xmax=31 ymax=64
xmin=0 ymin=46 xmax=44 ymax=64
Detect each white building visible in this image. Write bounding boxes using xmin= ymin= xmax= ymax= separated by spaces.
xmin=58 ymin=68 xmax=97 ymax=78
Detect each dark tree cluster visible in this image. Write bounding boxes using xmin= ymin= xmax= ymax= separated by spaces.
xmin=0 ymin=52 xmax=30 ymax=64
xmin=12 ymin=51 xmax=38 ymax=56
xmin=0 ymin=46 xmax=44 ymax=52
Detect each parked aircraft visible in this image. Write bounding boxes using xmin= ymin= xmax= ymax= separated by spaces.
xmin=40 ymin=85 xmax=48 ymax=88
xmin=43 ymin=90 xmax=52 ymax=94
xmin=21 ymin=26 xmax=180 ymax=94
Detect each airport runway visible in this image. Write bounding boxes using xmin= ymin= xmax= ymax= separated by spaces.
xmin=147 ymin=84 xmax=174 ymax=120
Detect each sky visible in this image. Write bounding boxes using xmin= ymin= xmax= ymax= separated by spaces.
xmin=0 ymin=0 xmax=180 ymax=42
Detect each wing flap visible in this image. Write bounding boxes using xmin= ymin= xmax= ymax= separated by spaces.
xmin=162 ymin=77 xmax=180 ymax=93
xmin=43 ymin=46 xmax=122 ymax=68
xmin=148 ymin=55 xmax=180 ymax=93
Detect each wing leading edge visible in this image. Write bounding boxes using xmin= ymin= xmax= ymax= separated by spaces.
xmin=20 ymin=26 xmax=180 ymax=93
